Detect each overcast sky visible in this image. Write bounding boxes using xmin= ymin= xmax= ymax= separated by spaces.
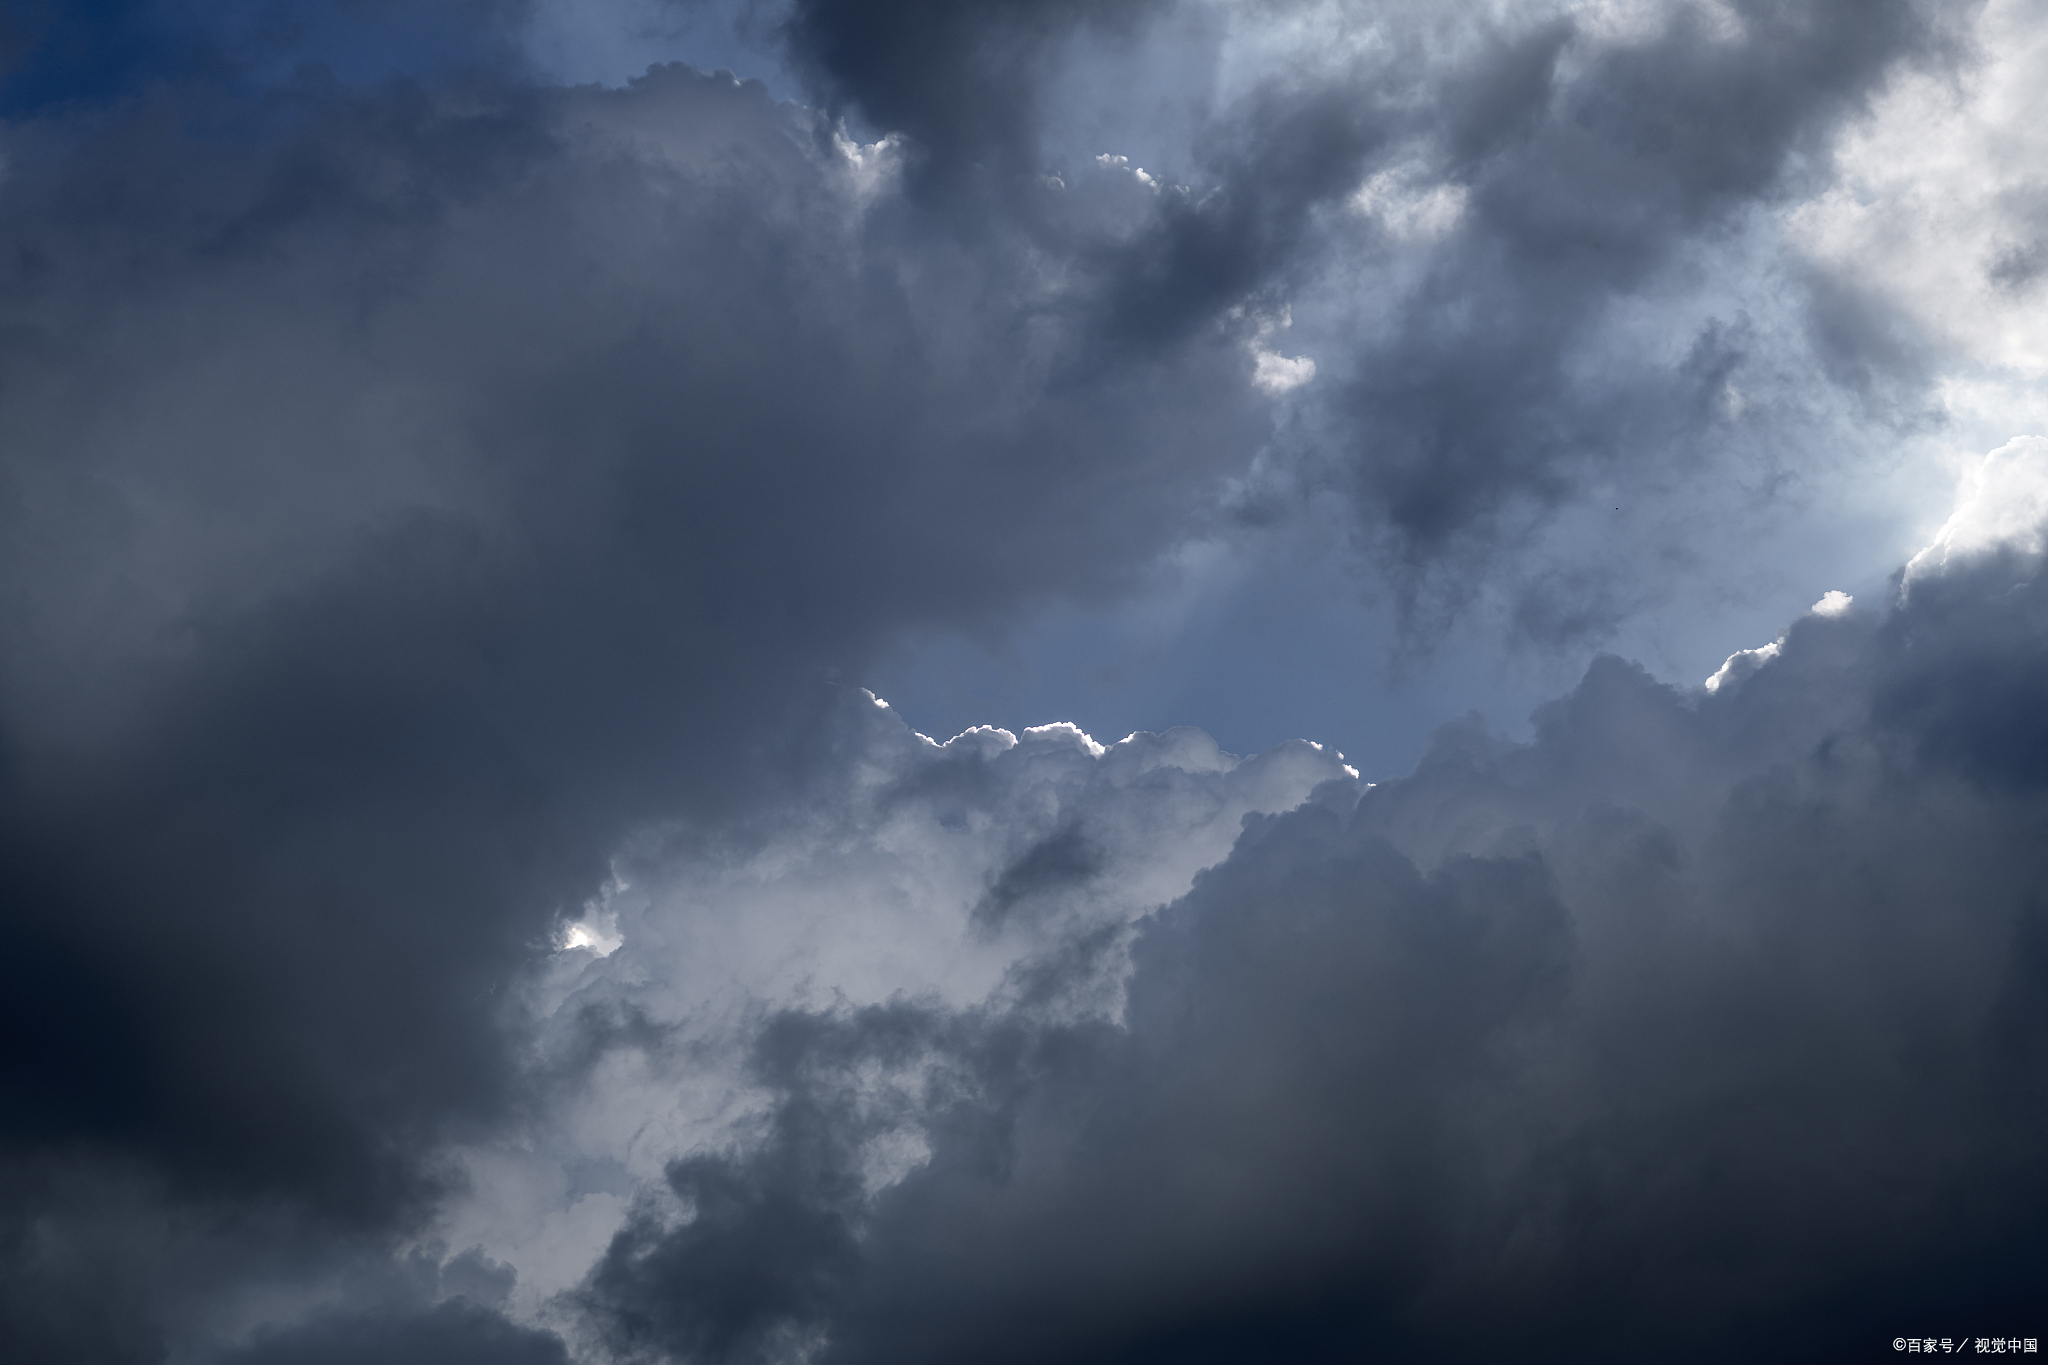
xmin=3 ymin=2 xmax=2047 ymax=1362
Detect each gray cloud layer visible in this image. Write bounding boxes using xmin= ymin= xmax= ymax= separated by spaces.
xmin=0 ymin=61 xmax=1261 ymax=1359
xmin=0 ymin=56 xmax=1249 ymax=1189
xmin=579 ymin=524 xmax=2048 ymax=1364
xmin=1 ymin=0 xmax=2042 ymax=1360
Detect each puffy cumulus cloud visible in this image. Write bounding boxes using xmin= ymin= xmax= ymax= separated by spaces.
xmin=1906 ymin=434 xmax=2048 ymax=580
xmin=434 ymin=704 xmax=1358 ymax=1326
xmin=570 ymin=452 xmax=2048 ymax=1362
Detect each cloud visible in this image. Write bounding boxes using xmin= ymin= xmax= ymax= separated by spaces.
xmin=0 ymin=54 xmax=1274 ymax=1357
xmin=328 ymin=707 xmax=1355 ymax=1352
xmin=208 ymin=1301 xmax=568 ymax=1365
xmin=1906 ymin=434 xmax=2048 ymax=580
xmin=574 ymin=442 xmax=2048 ymax=1362
xmin=879 ymin=0 xmax=1961 ymax=644
xmin=194 ymin=1248 xmax=570 ymax=1365
xmin=1250 ymin=348 xmax=1316 ymax=395
xmin=778 ymin=0 xmax=1164 ymax=176
xmin=1789 ymin=0 xmax=2048 ymax=409
xmin=768 ymin=0 xmax=1962 ymax=609
xmin=0 ymin=2 xmax=2040 ymax=1360
xmin=1289 ymin=0 xmax=1941 ymax=585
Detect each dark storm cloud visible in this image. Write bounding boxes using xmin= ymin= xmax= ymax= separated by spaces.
xmin=976 ymin=822 xmax=1104 ymax=928
xmin=1874 ymin=544 xmax=2048 ymax=791
xmin=581 ymin=1007 xmax=938 ymax=1365
xmin=189 ymin=1245 xmax=569 ymax=1365
xmin=0 ymin=53 xmax=1261 ymax=1359
xmin=778 ymin=0 xmax=1162 ymax=174
xmin=583 ymin=532 xmax=2048 ymax=1363
xmin=210 ymin=1301 xmax=568 ymax=1365
xmin=0 ymin=1 xmax=2012 ymax=1360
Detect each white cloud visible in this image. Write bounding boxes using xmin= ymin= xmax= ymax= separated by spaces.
xmin=1242 ymin=305 xmax=1317 ymax=395
xmin=1810 ymin=590 xmax=1853 ymax=617
xmin=1251 ymin=350 xmax=1317 ymax=394
xmin=1905 ymin=434 xmax=2048 ymax=583
xmin=1020 ymin=721 xmax=1108 ymax=758
xmin=1349 ymin=167 xmax=1469 ymax=242
xmin=1095 ymin=152 xmax=1160 ymax=190
xmin=1703 ymin=588 xmax=1852 ymax=690
xmin=833 ymin=129 xmax=906 ymax=203
xmin=1789 ymin=0 xmax=2048 ymax=436
xmin=1703 ymin=638 xmax=1780 ymax=693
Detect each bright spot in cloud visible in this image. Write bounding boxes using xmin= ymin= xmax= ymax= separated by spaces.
xmin=1094 ymin=153 xmax=1175 ymax=192
xmin=1350 ymin=168 xmax=1468 ymax=241
xmin=1906 ymin=435 xmax=2048 ymax=582
xmin=1811 ymin=590 xmax=1854 ymax=616
xmin=1242 ymin=306 xmax=1314 ymax=394
xmin=1704 ymin=639 xmax=1781 ymax=693
xmin=560 ymin=921 xmax=620 ymax=956
xmin=1252 ymin=351 xmax=1316 ymax=393
xmin=1022 ymin=721 xmax=1107 ymax=757
xmin=558 ymin=878 xmax=626 ymax=957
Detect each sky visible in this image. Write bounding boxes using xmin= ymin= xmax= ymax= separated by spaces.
xmin=2 ymin=1 xmax=2047 ymax=1361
